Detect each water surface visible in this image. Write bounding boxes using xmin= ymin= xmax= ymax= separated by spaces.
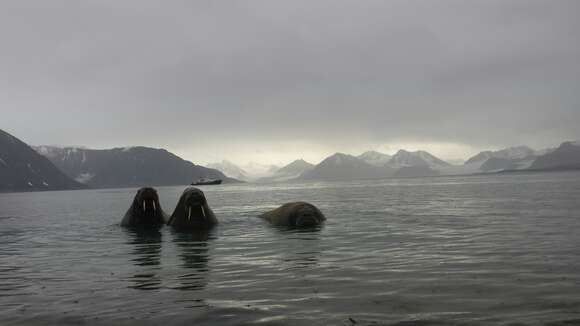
xmin=1 ymin=172 xmax=580 ymax=325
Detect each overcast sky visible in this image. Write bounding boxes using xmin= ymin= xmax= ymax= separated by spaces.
xmin=1 ymin=0 xmax=579 ymax=165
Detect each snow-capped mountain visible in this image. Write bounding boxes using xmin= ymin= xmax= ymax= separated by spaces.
xmin=298 ymin=150 xmax=452 ymax=181
xmin=465 ymin=146 xmax=536 ymax=165
xmin=207 ymin=160 xmax=249 ymax=181
xmin=357 ymin=151 xmax=392 ymax=167
xmin=257 ymin=159 xmax=314 ymax=183
xmin=34 ymin=145 xmax=237 ymax=188
xmin=386 ymin=150 xmax=451 ymax=169
xmin=462 ymin=146 xmax=561 ymax=173
xmin=276 ymin=159 xmax=314 ymax=176
xmin=239 ymin=162 xmax=281 ymax=180
xmin=0 ymin=131 xmax=83 ymax=192
xmin=299 ymin=153 xmax=389 ymax=181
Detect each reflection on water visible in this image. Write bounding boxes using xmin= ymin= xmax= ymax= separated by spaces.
xmin=171 ymin=229 xmax=214 ymax=292
xmin=125 ymin=228 xmax=163 ymax=291
xmin=274 ymin=226 xmax=323 ymax=271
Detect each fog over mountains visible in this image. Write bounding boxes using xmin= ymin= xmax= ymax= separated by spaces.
xmin=25 ymin=139 xmax=580 ymax=185
xmin=2 ymin=128 xmax=580 ymax=192
xmin=207 ymin=160 xmax=249 ymax=181
xmin=2 ymin=1 xmax=579 ymax=167
xmin=285 ymin=143 xmax=580 ymax=181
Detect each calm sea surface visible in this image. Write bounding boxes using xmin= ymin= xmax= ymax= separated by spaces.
xmin=1 ymin=172 xmax=580 ymax=326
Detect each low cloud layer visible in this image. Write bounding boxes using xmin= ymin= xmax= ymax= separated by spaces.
xmin=1 ymin=0 xmax=579 ymax=164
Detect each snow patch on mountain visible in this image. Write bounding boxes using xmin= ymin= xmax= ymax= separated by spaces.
xmin=241 ymin=162 xmax=281 ymax=179
xmin=257 ymin=159 xmax=314 ymax=183
xmin=75 ymin=173 xmax=95 ymax=184
xmin=387 ymin=150 xmax=451 ymax=169
xmin=207 ymin=160 xmax=249 ymax=181
xmin=358 ymin=151 xmax=392 ymax=167
xmin=466 ymin=146 xmax=536 ymax=164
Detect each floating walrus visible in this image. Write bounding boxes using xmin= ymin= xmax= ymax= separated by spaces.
xmin=260 ymin=202 xmax=325 ymax=227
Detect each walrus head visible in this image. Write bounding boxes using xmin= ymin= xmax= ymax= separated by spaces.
xmin=169 ymin=187 xmax=217 ymax=229
xmin=288 ymin=202 xmax=326 ymax=227
xmin=123 ymin=187 xmax=166 ymax=227
xmin=261 ymin=202 xmax=326 ymax=228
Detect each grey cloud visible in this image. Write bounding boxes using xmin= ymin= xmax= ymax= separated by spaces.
xmin=1 ymin=0 xmax=579 ymax=162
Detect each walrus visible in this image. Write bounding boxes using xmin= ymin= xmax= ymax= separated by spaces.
xmin=260 ymin=202 xmax=326 ymax=227
xmin=121 ymin=187 xmax=168 ymax=227
xmin=168 ymin=187 xmax=218 ymax=229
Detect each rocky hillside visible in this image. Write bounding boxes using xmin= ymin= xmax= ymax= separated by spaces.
xmin=530 ymin=142 xmax=580 ymax=171
xmin=0 ymin=130 xmax=84 ymax=192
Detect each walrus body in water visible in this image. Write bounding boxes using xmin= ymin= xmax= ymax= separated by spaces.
xmin=121 ymin=187 xmax=168 ymax=227
xmin=168 ymin=187 xmax=218 ymax=229
xmin=260 ymin=202 xmax=325 ymax=227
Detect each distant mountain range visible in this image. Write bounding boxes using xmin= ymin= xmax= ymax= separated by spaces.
xmin=292 ymin=142 xmax=580 ymax=181
xmin=0 ymin=129 xmax=84 ymax=192
xmin=209 ymin=159 xmax=315 ymax=183
xmin=256 ymin=159 xmax=315 ymax=183
xmin=207 ymin=142 xmax=580 ymax=183
xmin=35 ymin=145 xmax=238 ymax=188
xmin=465 ymin=146 xmax=536 ymax=165
xmin=299 ymin=153 xmax=391 ymax=181
xmin=297 ymin=149 xmax=455 ymax=181
xmin=207 ymin=160 xmax=249 ymax=181
xmin=3 ymin=127 xmax=580 ymax=192
xmin=207 ymin=160 xmax=283 ymax=181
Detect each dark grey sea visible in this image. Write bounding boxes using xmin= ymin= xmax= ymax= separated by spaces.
xmin=1 ymin=172 xmax=580 ymax=325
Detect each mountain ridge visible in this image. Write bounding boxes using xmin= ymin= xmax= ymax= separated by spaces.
xmin=34 ymin=145 xmax=239 ymax=188
xmin=257 ymin=159 xmax=315 ymax=183
xmin=358 ymin=151 xmax=392 ymax=167
xmin=0 ymin=130 xmax=85 ymax=192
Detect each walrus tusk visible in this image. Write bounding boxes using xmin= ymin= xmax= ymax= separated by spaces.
xmin=201 ymin=205 xmax=206 ymax=219
xmin=152 ymin=201 xmax=156 ymax=212
xmin=143 ymin=201 xmax=146 ymax=212
xmin=188 ymin=206 xmax=192 ymax=221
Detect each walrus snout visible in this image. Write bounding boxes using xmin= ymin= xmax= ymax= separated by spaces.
xmin=137 ymin=188 xmax=160 ymax=213
xmin=292 ymin=207 xmax=324 ymax=227
xmin=183 ymin=192 xmax=208 ymax=221
xmin=294 ymin=215 xmax=319 ymax=227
